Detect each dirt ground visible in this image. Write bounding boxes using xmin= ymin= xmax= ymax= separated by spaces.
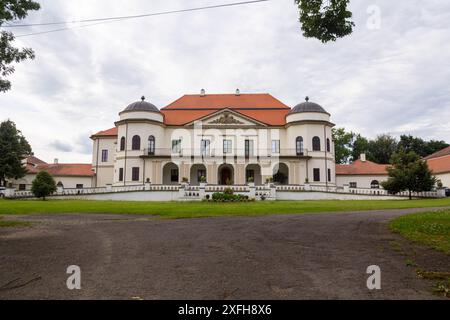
xmin=0 ymin=208 xmax=448 ymax=300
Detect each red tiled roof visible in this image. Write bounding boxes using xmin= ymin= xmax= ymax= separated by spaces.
xmin=427 ymin=155 xmax=450 ymax=174
xmin=425 ymin=146 xmax=450 ymax=160
xmin=161 ymin=93 xmax=291 ymax=126
xmin=91 ymin=127 xmax=118 ymax=138
xmin=161 ymin=109 xmax=217 ymax=126
xmin=336 ymin=160 xmax=390 ymax=175
xmin=25 ymin=157 xmax=94 ymax=177
xmin=162 ymin=93 xmax=290 ymax=110
xmin=26 ymin=155 xmax=47 ymax=166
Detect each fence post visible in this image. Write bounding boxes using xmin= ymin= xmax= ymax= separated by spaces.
xmin=199 ymin=184 xmax=206 ymax=200
xmin=270 ymin=184 xmax=277 ymax=200
xmin=249 ymin=184 xmax=256 ymax=199
xmin=343 ymin=184 xmax=349 ymax=193
xmin=179 ymin=184 xmax=186 ymax=200
xmin=437 ymin=188 xmax=446 ymax=198
xmin=4 ymin=188 xmax=16 ymax=199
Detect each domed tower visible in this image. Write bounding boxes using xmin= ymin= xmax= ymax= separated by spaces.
xmin=285 ymin=97 xmax=335 ymax=186
xmin=119 ymin=96 xmax=163 ymax=122
xmin=114 ymin=96 xmax=165 ymax=186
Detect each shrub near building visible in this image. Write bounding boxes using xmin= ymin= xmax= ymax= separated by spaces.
xmin=210 ymin=188 xmax=252 ymax=202
xmin=31 ymin=171 xmax=56 ymax=200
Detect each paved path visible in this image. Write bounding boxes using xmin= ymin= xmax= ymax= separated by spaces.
xmin=0 ymin=208 xmax=448 ymax=300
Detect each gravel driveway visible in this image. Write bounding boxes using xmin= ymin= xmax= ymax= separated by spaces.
xmin=0 ymin=208 xmax=448 ymax=300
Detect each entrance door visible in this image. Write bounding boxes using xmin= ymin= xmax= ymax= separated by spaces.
xmin=221 ymin=168 xmax=232 ymax=185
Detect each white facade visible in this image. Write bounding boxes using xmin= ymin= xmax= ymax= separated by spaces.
xmin=91 ymin=94 xmax=337 ymax=188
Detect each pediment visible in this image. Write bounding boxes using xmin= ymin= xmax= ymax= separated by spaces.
xmin=188 ymin=109 xmax=266 ymax=127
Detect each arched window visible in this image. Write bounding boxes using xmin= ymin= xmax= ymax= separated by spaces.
xmin=132 ymin=135 xmax=141 ymax=150
xmin=120 ymin=137 xmax=126 ymax=151
xmin=312 ymin=137 xmax=321 ymax=151
xmin=371 ymin=180 xmax=380 ymax=189
xmin=327 ymin=138 xmax=331 ymax=152
xmin=296 ymin=137 xmax=304 ymax=155
xmin=148 ymin=136 xmax=155 ymax=155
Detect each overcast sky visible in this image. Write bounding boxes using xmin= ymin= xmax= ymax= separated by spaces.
xmin=1 ymin=0 xmax=449 ymax=163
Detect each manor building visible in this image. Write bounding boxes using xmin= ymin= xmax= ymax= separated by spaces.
xmin=90 ymin=92 xmax=337 ymax=187
xmin=8 ymin=92 xmax=449 ymax=193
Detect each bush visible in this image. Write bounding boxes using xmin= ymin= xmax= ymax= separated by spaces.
xmin=210 ymin=190 xmax=251 ymax=202
xmin=31 ymin=171 xmax=56 ymax=200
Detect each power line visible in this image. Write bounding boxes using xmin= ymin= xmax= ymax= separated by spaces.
xmin=15 ymin=19 xmax=123 ymax=38
xmin=5 ymin=0 xmax=269 ymax=28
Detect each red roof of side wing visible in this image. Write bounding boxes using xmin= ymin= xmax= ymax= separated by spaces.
xmin=91 ymin=127 xmax=118 ymax=138
xmin=336 ymin=160 xmax=390 ymax=175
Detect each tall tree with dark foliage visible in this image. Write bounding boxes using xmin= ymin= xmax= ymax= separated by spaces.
xmin=0 ymin=0 xmax=40 ymax=92
xmin=0 ymin=120 xmax=32 ymax=186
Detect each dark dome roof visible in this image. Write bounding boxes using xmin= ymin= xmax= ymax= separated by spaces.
xmin=121 ymin=96 xmax=160 ymax=113
xmin=289 ymin=97 xmax=329 ymax=115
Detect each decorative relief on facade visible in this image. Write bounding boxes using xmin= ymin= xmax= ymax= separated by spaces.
xmin=209 ymin=113 xmax=245 ymax=125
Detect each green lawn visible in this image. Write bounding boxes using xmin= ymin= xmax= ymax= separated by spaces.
xmin=0 ymin=198 xmax=449 ymax=219
xmin=390 ymin=209 xmax=450 ymax=254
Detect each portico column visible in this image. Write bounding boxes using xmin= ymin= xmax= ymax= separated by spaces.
xmin=153 ymin=161 xmax=162 ymax=185
xmin=207 ymin=163 xmax=217 ymax=184
xmin=291 ymin=161 xmax=300 ymax=185
xmin=235 ymin=163 xmax=246 ymax=185
xmin=180 ymin=162 xmax=190 ymax=183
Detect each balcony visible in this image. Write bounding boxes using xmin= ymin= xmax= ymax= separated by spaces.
xmin=141 ymin=148 xmax=311 ymax=159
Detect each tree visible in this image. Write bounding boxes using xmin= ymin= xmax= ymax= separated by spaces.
xmin=31 ymin=171 xmax=56 ymax=200
xmin=351 ymin=133 xmax=369 ymax=162
xmin=382 ymin=149 xmax=436 ymax=200
xmin=0 ymin=119 xmax=32 ymax=186
xmin=397 ymin=135 xmax=449 ymax=158
xmin=367 ymin=134 xmax=398 ymax=164
xmin=397 ymin=135 xmax=428 ymax=158
xmin=295 ymin=0 xmax=355 ymax=43
xmin=424 ymin=139 xmax=449 ymax=157
xmin=0 ymin=0 xmax=41 ymax=92
xmin=332 ymin=127 xmax=354 ymax=164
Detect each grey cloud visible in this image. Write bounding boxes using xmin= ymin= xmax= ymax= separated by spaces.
xmin=75 ymin=133 xmax=93 ymax=155
xmin=1 ymin=0 xmax=449 ymax=164
xmin=49 ymin=140 xmax=73 ymax=153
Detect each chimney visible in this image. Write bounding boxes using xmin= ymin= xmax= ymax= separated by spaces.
xmin=200 ymin=89 xmax=206 ymax=97
xmin=360 ymin=154 xmax=366 ymax=162
xmin=235 ymin=89 xmax=240 ymax=96
xmin=54 ymin=158 xmax=59 ymax=164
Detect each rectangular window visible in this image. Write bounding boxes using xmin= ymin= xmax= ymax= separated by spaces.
xmin=19 ymin=184 xmax=26 ymax=191
xmin=119 ymin=168 xmax=124 ymax=182
xmin=328 ymin=169 xmax=331 ymax=182
xmin=245 ymin=140 xmax=254 ymax=158
xmin=172 ymin=139 xmax=181 ymax=153
xmin=101 ymin=150 xmax=108 ymax=162
xmin=132 ymin=167 xmax=140 ymax=181
xmin=350 ymin=182 xmax=357 ymax=188
xmin=223 ymin=140 xmax=232 ymax=154
xmin=272 ymin=140 xmax=280 ymax=153
xmin=313 ymin=168 xmax=320 ymax=182
xmin=171 ymin=169 xmax=179 ymax=183
xmin=76 ymin=184 xmax=84 ymax=189
xmin=201 ymin=139 xmax=210 ymax=156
